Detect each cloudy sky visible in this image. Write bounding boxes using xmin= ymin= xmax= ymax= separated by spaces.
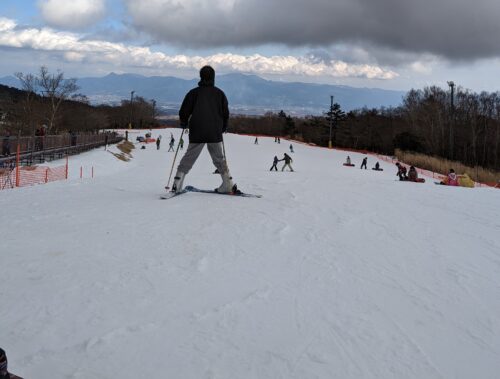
xmin=0 ymin=0 xmax=499 ymax=91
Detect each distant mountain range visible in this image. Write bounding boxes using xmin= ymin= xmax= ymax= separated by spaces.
xmin=0 ymin=72 xmax=406 ymax=115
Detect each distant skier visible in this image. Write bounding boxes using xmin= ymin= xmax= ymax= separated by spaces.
xmin=179 ymin=137 xmax=184 ymax=150
xmin=254 ymin=137 xmax=259 ymax=145
xmin=269 ymin=155 xmax=279 ymax=171
xmin=156 ymin=137 xmax=161 ymax=150
xmin=170 ymin=65 xmax=234 ymax=193
xmin=360 ymin=157 xmax=368 ymax=169
xmin=274 ymin=136 xmax=278 ymax=143
xmin=396 ymin=162 xmax=407 ymax=181
xmin=277 ymin=137 xmax=281 ymax=144
xmin=289 ymin=144 xmax=294 ymax=153
xmin=280 ymin=153 xmax=294 ymax=172
xmin=168 ymin=136 xmax=175 ymax=152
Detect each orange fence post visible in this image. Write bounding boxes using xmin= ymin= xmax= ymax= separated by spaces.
xmin=45 ymin=168 xmax=49 ymax=183
xmin=65 ymin=156 xmax=69 ymax=179
xmin=15 ymin=144 xmax=20 ymax=187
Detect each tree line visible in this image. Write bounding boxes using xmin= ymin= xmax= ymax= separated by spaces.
xmin=0 ymin=66 xmax=157 ymax=137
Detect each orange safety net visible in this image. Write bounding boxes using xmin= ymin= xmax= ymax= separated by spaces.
xmin=0 ymin=165 xmax=67 ymax=190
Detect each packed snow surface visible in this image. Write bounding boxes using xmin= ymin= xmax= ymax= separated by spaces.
xmin=1 ymin=131 xmax=500 ymax=379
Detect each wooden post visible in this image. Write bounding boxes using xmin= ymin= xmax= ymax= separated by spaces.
xmin=91 ymin=166 xmax=94 ymax=178
xmin=80 ymin=166 xmax=83 ymax=179
xmin=65 ymin=156 xmax=69 ymax=179
xmin=45 ymin=168 xmax=49 ymax=183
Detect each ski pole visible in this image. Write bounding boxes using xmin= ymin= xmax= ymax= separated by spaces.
xmin=165 ymin=128 xmax=184 ymax=190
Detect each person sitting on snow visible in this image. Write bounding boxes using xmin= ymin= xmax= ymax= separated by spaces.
xmin=374 ymin=162 xmax=381 ymax=170
xmin=408 ymin=166 xmax=418 ymax=182
xmin=441 ymin=169 xmax=459 ymax=186
xmin=396 ymin=162 xmax=407 ymax=181
xmin=346 ymin=156 xmax=352 ymax=165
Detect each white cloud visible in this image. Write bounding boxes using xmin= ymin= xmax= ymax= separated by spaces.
xmin=38 ymin=0 xmax=106 ymax=30
xmin=0 ymin=18 xmax=398 ymax=80
xmin=0 ymin=17 xmax=17 ymax=32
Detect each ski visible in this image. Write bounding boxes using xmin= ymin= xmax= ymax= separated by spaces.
xmin=160 ymin=188 xmax=188 ymax=200
xmin=185 ymin=185 xmax=262 ymax=198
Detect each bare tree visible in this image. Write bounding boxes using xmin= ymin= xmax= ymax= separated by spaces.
xmin=38 ymin=66 xmax=79 ymax=132
xmin=14 ymin=72 xmax=38 ymax=137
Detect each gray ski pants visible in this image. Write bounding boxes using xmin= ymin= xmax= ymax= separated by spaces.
xmin=176 ymin=142 xmax=228 ymax=175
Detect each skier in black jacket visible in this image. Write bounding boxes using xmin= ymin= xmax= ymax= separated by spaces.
xmin=360 ymin=157 xmax=368 ymax=169
xmin=171 ymin=66 xmax=234 ymax=193
xmin=280 ymin=153 xmax=294 ymax=171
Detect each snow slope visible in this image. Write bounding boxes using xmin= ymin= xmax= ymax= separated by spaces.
xmin=1 ymin=131 xmax=499 ymax=379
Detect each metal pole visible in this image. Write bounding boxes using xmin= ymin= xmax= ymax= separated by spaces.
xmin=165 ymin=129 xmax=185 ymax=190
xmin=329 ymin=95 xmax=333 ymax=148
xmin=447 ymin=81 xmax=455 ymax=159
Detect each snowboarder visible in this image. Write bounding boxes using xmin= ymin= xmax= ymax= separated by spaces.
xmin=360 ymin=157 xmax=368 ymax=169
xmin=396 ymin=162 xmax=407 ymax=181
xmin=254 ymin=137 xmax=259 ymax=145
xmin=171 ymin=65 xmax=234 ymax=193
xmin=168 ymin=136 xmax=175 ymax=152
xmin=408 ymin=166 xmax=418 ymax=182
xmin=104 ymin=133 xmax=109 ymax=151
xmin=289 ymin=144 xmax=294 ymax=153
xmin=346 ymin=156 xmax=351 ymax=165
xmin=179 ymin=137 xmax=184 ymax=150
xmin=156 ymin=137 xmax=161 ymax=150
xmin=280 ymin=153 xmax=294 ymax=171
xmin=270 ymin=155 xmax=279 ymax=171
xmin=274 ymin=136 xmax=278 ymax=143
xmin=277 ymin=137 xmax=281 ymax=144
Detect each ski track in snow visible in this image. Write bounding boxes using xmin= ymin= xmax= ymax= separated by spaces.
xmin=1 ymin=131 xmax=500 ymax=379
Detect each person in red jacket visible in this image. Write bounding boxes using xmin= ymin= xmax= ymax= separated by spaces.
xmin=396 ymin=162 xmax=407 ymax=181
xmin=446 ymin=169 xmax=459 ymax=186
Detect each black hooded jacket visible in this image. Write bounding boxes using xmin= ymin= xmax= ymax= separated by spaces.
xmin=179 ymin=79 xmax=229 ymax=143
